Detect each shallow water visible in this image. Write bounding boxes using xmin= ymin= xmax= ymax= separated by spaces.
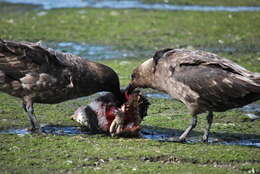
xmin=145 ymin=93 xmax=172 ymax=100
xmin=45 ymin=42 xmax=260 ymax=61
xmin=0 ymin=125 xmax=259 ymax=147
xmin=241 ymin=103 xmax=260 ymax=113
xmin=0 ymin=125 xmax=92 ymax=135
xmin=45 ymin=42 xmax=151 ymax=60
xmin=1 ymin=0 xmax=260 ymax=11
xmin=240 ymin=103 xmax=260 ymax=120
xmin=141 ymin=128 xmax=260 ymax=147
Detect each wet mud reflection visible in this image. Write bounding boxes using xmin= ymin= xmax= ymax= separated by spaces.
xmin=0 ymin=125 xmax=259 ymax=147
xmin=240 ymin=103 xmax=260 ymax=120
xmin=145 ymin=93 xmax=172 ymax=100
xmin=45 ymin=42 xmax=151 ymax=60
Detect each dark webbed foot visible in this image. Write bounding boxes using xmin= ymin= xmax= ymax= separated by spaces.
xmin=27 ymin=127 xmax=44 ymax=134
xmin=179 ymin=114 xmax=197 ymax=141
xmin=23 ymin=100 xmax=41 ymax=133
xmin=202 ymin=111 xmax=213 ymax=143
xmin=177 ymin=138 xmax=187 ymax=143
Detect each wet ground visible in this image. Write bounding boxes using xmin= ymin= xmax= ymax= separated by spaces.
xmin=145 ymin=93 xmax=172 ymax=100
xmin=45 ymin=42 xmax=151 ymax=60
xmin=240 ymin=103 xmax=260 ymax=120
xmin=1 ymin=0 xmax=260 ymax=11
xmin=43 ymin=41 xmax=260 ymax=61
xmin=0 ymin=124 xmax=259 ymax=147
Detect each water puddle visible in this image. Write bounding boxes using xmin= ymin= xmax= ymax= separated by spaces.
xmin=0 ymin=125 xmax=92 ymax=135
xmin=240 ymin=103 xmax=260 ymax=120
xmin=46 ymin=42 xmax=260 ymax=61
xmin=241 ymin=103 xmax=260 ymax=113
xmin=145 ymin=93 xmax=172 ymax=100
xmin=44 ymin=42 xmax=151 ymax=60
xmin=141 ymin=128 xmax=260 ymax=147
xmin=1 ymin=0 xmax=260 ymax=11
xmin=0 ymin=125 xmax=259 ymax=147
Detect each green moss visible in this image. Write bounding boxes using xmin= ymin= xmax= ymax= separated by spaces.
xmin=0 ymin=134 xmax=259 ymax=173
xmin=1 ymin=6 xmax=259 ymax=72
xmin=0 ymin=3 xmax=260 ymax=174
xmin=1 ymin=8 xmax=260 ymax=53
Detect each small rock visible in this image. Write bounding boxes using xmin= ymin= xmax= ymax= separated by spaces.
xmin=84 ymin=158 xmax=90 ymax=161
xmin=218 ymin=40 xmax=224 ymax=44
xmin=248 ymin=168 xmax=256 ymax=174
xmin=246 ymin=113 xmax=259 ymax=120
xmin=18 ymin=134 xmax=25 ymax=137
xmin=132 ymin=167 xmax=137 ymax=171
xmin=94 ymin=167 xmax=101 ymax=170
xmin=110 ymin=11 xmax=119 ymax=16
xmin=186 ymin=45 xmax=194 ymax=50
xmin=78 ymin=10 xmax=87 ymax=14
xmin=6 ymin=19 xmax=14 ymax=24
xmin=119 ymin=61 xmax=129 ymax=65
xmin=65 ymin=160 xmax=73 ymax=164
xmin=37 ymin=11 xmax=47 ymax=16
xmin=140 ymin=156 xmax=148 ymax=161
xmin=99 ymin=159 xmax=105 ymax=163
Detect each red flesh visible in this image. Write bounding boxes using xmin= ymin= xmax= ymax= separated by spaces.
xmin=101 ymin=94 xmax=140 ymax=135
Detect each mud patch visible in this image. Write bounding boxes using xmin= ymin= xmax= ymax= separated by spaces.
xmin=1 ymin=0 xmax=260 ymax=11
xmin=0 ymin=125 xmax=259 ymax=147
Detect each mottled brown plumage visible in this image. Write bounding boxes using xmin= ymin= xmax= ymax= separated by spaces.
xmin=0 ymin=39 xmax=124 ymax=132
xmin=127 ymin=48 xmax=260 ymax=142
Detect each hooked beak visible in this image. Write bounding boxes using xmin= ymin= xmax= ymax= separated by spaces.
xmin=125 ymin=84 xmax=135 ymax=95
xmin=124 ymin=84 xmax=136 ymax=100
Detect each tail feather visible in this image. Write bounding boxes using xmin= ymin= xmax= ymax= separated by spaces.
xmin=252 ymin=74 xmax=260 ymax=85
xmin=0 ymin=39 xmax=84 ymax=68
xmin=0 ymin=39 xmax=54 ymax=65
xmin=0 ymin=39 xmax=66 ymax=78
xmin=248 ymin=73 xmax=260 ymax=94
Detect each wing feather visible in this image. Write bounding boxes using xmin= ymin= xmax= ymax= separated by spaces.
xmin=171 ymin=63 xmax=260 ymax=111
xmin=0 ymin=39 xmax=86 ymax=80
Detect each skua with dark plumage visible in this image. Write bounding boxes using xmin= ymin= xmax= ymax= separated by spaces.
xmin=0 ymin=39 xmax=124 ymax=132
xmin=126 ymin=48 xmax=260 ymax=142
